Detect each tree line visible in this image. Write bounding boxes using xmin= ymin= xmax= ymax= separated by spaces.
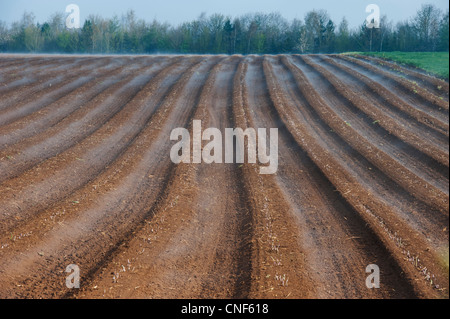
xmin=0 ymin=4 xmax=448 ymax=54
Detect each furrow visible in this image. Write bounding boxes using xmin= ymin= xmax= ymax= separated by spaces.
xmin=336 ymin=54 xmax=449 ymax=112
xmin=0 ymin=57 xmax=140 ymax=150
xmin=0 ymin=58 xmax=114 ymax=125
xmin=0 ymin=56 xmax=222 ymax=299
xmin=248 ymin=55 xmax=418 ymax=298
xmin=79 ymin=56 xmax=254 ymax=299
xmin=0 ymin=57 xmax=80 ymax=94
xmin=350 ymin=54 xmax=449 ymax=100
xmin=291 ymin=55 xmax=449 ymax=167
xmin=262 ymin=56 xmax=448 ymax=298
xmin=0 ymin=57 xmax=105 ymax=110
xmin=0 ymin=56 xmax=191 ymax=229
xmin=322 ymin=55 xmax=449 ymax=135
xmin=0 ymin=57 xmax=177 ymax=183
xmin=275 ymin=55 xmax=448 ymax=235
xmin=286 ymin=55 xmax=448 ymax=211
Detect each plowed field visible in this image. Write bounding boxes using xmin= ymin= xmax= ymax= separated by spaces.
xmin=0 ymin=54 xmax=448 ymax=299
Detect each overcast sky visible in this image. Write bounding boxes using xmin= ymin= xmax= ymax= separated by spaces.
xmin=0 ymin=0 xmax=449 ymax=29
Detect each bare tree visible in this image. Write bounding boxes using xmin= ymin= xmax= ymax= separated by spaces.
xmin=379 ymin=15 xmax=392 ymax=52
xmin=413 ymin=4 xmax=442 ymax=51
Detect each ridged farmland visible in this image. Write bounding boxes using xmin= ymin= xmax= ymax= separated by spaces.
xmin=0 ymin=54 xmax=448 ymax=299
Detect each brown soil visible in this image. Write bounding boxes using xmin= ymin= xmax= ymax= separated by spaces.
xmin=0 ymin=54 xmax=448 ymax=299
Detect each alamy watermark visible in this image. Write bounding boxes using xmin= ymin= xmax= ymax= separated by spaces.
xmin=365 ymin=264 xmax=380 ymax=289
xmin=170 ymin=120 xmax=278 ymax=175
xmin=65 ymin=264 xmax=80 ymax=289
xmin=366 ymin=4 xmax=381 ymax=29
xmin=65 ymin=4 xmax=81 ymax=29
